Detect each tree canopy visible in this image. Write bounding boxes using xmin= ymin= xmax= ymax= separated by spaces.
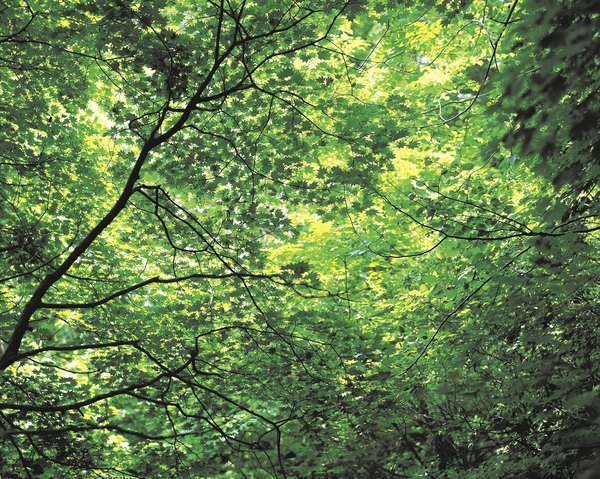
xmin=0 ymin=0 xmax=598 ymax=478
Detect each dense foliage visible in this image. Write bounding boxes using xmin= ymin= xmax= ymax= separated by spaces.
xmin=1 ymin=0 xmax=598 ymax=477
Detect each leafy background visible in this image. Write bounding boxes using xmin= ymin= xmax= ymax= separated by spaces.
xmin=0 ymin=0 xmax=598 ymax=478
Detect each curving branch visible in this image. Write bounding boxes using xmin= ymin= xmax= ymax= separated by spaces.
xmin=0 ymin=1 xmax=352 ymax=369
xmin=40 ymin=271 xmax=280 ymax=310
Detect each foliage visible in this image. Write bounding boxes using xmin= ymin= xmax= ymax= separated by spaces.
xmin=0 ymin=0 xmax=598 ymax=478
